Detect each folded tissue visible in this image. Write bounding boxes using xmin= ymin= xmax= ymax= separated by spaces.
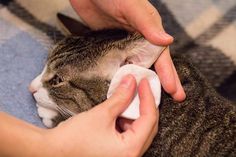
xmin=107 ymin=64 xmax=161 ymax=119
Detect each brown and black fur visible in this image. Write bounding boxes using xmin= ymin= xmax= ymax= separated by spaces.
xmin=38 ymin=28 xmax=236 ymax=156
xmin=145 ymin=57 xmax=236 ymax=156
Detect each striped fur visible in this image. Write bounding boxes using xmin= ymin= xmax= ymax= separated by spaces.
xmin=38 ymin=29 xmax=236 ymax=156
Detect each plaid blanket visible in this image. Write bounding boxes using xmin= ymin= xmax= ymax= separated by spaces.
xmin=0 ymin=0 xmax=235 ymax=126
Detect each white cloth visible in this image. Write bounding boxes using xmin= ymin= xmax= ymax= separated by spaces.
xmin=107 ymin=64 xmax=161 ymax=119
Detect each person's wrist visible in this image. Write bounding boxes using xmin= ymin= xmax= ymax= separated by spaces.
xmin=0 ymin=112 xmax=54 ymax=157
xmin=41 ymin=126 xmax=81 ymax=157
xmin=28 ymin=127 xmax=56 ymax=157
xmin=40 ymin=128 xmax=65 ymax=157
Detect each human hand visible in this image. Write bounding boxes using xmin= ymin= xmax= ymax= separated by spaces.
xmin=0 ymin=75 xmax=157 ymax=157
xmin=70 ymin=0 xmax=186 ymax=101
xmin=45 ymin=75 xmax=158 ymax=157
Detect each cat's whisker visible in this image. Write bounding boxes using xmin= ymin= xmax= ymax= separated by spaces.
xmin=56 ymin=107 xmax=67 ymax=118
xmin=56 ymin=106 xmax=71 ymax=119
xmin=61 ymin=106 xmax=76 ymax=116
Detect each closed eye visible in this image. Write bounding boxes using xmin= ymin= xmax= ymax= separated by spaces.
xmin=49 ymin=74 xmax=64 ymax=86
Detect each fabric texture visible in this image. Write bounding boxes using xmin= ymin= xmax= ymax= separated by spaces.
xmin=0 ymin=0 xmax=235 ymax=127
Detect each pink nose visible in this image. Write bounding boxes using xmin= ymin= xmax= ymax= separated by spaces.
xmin=28 ymin=75 xmax=42 ymax=94
xmin=28 ymin=84 xmax=38 ymax=94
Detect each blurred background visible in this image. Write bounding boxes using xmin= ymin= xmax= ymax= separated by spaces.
xmin=0 ymin=0 xmax=235 ymax=126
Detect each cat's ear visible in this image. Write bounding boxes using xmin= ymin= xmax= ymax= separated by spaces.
xmin=57 ymin=13 xmax=91 ymax=36
xmin=96 ymin=40 xmax=166 ymax=79
xmin=124 ymin=40 xmax=166 ymax=68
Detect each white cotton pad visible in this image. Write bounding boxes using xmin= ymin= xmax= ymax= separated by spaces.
xmin=107 ymin=64 xmax=161 ymax=120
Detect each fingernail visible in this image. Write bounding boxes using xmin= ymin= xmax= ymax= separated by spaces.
xmin=120 ymin=74 xmax=134 ymax=89
xmin=158 ymin=31 xmax=173 ymax=40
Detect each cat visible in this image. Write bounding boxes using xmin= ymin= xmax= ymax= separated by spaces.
xmin=29 ymin=25 xmax=236 ymax=156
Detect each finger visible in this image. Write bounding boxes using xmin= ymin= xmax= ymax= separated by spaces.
xmin=120 ymin=0 xmax=173 ymax=45
xmin=141 ymin=109 xmax=159 ymax=155
xmin=119 ymin=112 xmax=158 ymax=156
xmin=154 ymin=47 xmax=177 ymax=95
xmin=138 ymin=79 xmax=157 ymax=116
xmin=123 ymin=78 xmax=157 ymax=144
xmin=98 ymin=74 xmax=136 ymax=119
xmin=171 ymin=63 xmax=186 ymax=101
xmin=70 ymin=0 xmax=119 ymax=29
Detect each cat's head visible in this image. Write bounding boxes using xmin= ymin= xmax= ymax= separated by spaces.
xmin=29 ymin=29 xmax=165 ymax=127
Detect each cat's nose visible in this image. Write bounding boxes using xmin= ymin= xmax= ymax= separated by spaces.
xmin=29 ymin=75 xmax=42 ymax=94
xmin=28 ymin=84 xmax=38 ymax=94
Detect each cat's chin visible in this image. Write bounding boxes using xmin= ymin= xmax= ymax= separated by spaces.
xmin=36 ymin=103 xmax=58 ymax=128
xmin=33 ymin=87 xmax=60 ymax=128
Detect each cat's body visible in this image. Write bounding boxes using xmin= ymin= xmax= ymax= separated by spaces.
xmin=146 ymin=57 xmax=236 ymax=156
xmin=29 ymin=29 xmax=236 ymax=156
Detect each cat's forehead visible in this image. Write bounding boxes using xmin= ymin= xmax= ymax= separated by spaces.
xmin=48 ymin=29 xmax=130 ymax=58
xmin=47 ymin=36 xmax=111 ymax=72
xmin=46 ymin=30 xmax=132 ymax=71
xmin=45 ymin=30 xmax=142 ymax=79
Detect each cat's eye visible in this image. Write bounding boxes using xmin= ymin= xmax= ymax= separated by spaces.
xmin=49 ymin=74 xmax=63 ymax=86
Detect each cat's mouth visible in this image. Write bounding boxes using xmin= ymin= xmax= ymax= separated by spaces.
xmin=33 ymin=88 xmax=57 ymax=110
xmin=32 ymin=87 xmax=60 ymax=127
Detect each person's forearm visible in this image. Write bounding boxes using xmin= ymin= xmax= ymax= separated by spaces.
xmin=0 ymin=112 xmax=49 ymax=157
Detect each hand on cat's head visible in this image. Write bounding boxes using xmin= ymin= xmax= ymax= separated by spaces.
xmin=70 ymin=0 xmax=186 ymax=102
xmin=45 ymin=75 xmax=158 ymax=157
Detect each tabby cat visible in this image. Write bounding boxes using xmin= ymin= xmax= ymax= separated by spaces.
xmin=29 ymin=28 xmax=236 ymax=156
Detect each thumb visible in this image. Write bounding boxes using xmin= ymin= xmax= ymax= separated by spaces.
xmin=121 ymin=0 xmax=173 ymax=45
xmin=99 ymin=74 xmax=136 ymax=119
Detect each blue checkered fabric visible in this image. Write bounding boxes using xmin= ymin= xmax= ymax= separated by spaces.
xmin=0 ymin=0 xmax=235 ymax=127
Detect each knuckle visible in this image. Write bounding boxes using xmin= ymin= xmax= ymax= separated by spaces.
xmin=149 ymin=7 xmax=159 ymax=18
xmin=149 ymin=113 xmax=158 ymax=124
xmin=146 ymin=2 xmax=161 ymax=19
xmin=114 ymin=90 xmax=129 ymax=104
